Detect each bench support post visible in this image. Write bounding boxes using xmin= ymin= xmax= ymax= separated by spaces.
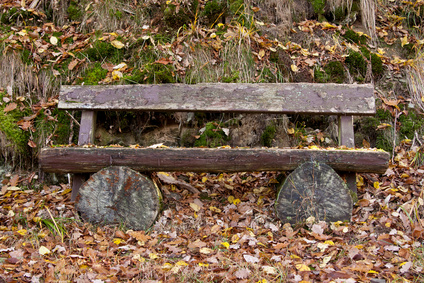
xmin=338 ymin=115 xmax=357 ymax=195
xmin=72 ymin=110 xmax=97 ymax=201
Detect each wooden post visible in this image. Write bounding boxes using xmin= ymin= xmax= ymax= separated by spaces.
xmin=78 ymin=110 xmax=96 ymax=146
xmin=338 ymin=115 xmax=356 ymax=194
xmin=72 ymin=110 xmax=97 ymax=201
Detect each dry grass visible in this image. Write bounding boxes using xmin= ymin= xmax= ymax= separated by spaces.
xmin=406 ymin=53 xmax=424 ymax=113
xmin=183 ymin=41 xmax=256 ymax=84
xmin=0 ymin=52 xmax=58 ymax=102
xmin=78 ymin=0 xmax=148 ymax=33
xmin=245 ymin=0 xmax=292 ymax=39
xmin=360 ymin=0 xmax=377 ymax=43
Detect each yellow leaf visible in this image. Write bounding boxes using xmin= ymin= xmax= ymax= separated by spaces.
xmin=301 ymin=48 xmax=310 ymax=56
xmin=357 ymin=175 xmax=364 ymax=187
xmin=401 ymin=36 xmax=409 ymax=47
xmin=199 ymin=262 xmax=209 ymax=267
xmin=217 ymin=23 xmax=224 ymax=28
xmin=209 ymin=206 xmax=221 ymax=213
xmin=39 ymin=246 xmax=51 ymax=255
xmin=422 ymin=96 xmax=424 ymax=102
xmin=287 ymin=128 xmax=295 ymax=135
xmin=17 ymin=229 xmax=27 ymax=236
xmin=368 ymin=270 xmax=379 ymax=274
xmin=258 ymin=49 xmax=265 ymax=59
xmin=324 ymin=240 xmax=335 ymax=245
xmin=295 ymin=263 xmax=311 ymax=271
xmin=228 ymin=195 xmax=235 ymax=203
xmin=290 ymin=254 xmax=301 ymax=259
xmin=149 ymin=253 xmax=158 ymax=259
xmin=321 ymin=22 xmax=336 ymax=29
xmin=374 ymin=181 xmax=380 ymax=189
xmin=113 ymin=238 xmax=124 ymax=245
xmin=291 ymin=64 xmax=299 ymax=72
xmin=176 ymin=260 xmax=188 ymax=266
xmin=221 ymin=242 xmax=230 ymax=249
xmin=112 ymin=70 xmax=123 ymax=80
xmin=202 ymin=176 xmax=208 ymax=183
xmin=233 ymin=198 xmax=241 ymax=205
xmin=231 ymin=234 xmax=240 ymax=243
xmin=162 ymin=262 xmax=173 ymax=270
xmin=111 ymin=40 xmax=125 ymax=49
xmin=190 ymin=203 xmax=201 ymax=212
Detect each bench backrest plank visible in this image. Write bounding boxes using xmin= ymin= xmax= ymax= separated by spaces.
xmin=60 ymin=83 xmax=375 ymax=115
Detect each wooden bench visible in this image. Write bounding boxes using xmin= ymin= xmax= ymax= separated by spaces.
xmin=39 ymin=83 xmax=390 ymax=230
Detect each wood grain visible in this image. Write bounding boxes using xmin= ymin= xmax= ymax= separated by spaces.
xmin=275 ymin=161 xmax=352 ymax=224
xmin=59 ymin=83 xmax=376 ymax=115
xmin=40 ymin=147 xmax=390 ymax=174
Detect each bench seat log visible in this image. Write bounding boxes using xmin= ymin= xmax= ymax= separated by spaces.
xmin=40 ymin=147 xmax=389 ymax=174
xmin=60 ymin=83 xmax=375 ymax=115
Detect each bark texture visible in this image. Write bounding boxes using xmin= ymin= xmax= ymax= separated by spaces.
xmin=76 ymin=166 xmax=162 ymax=230
xmin=275 ymin=161 xmax=353 ymax=224
xmin=59 ymin=83 xmax=375 ymax=115
xmin=40 ymin=147 xmax=390 ymax=174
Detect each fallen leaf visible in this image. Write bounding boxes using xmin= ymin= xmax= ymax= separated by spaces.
xmin=4 ymin=103 xmax=17 ymax=113
xmin=68 ymin=59 xmax=79 ymax=71
xmin=243 ymin=254 xmax=259 ymax=263
xmin=235 ymin=268 xmax=251 ymax=279
xmin=50 ymin=36 xmax=58 ymax=45
xmin=39 ymin=246 xmax=51 ymax=255
xmin=28 ymin=140 xmax=37 ymax=148
xmin=111 ymin=40 xmax=125 ymax=49
xmin=291 ymin=64 xmax=299 ymax=72
xmin=199 ymin=248 xmax=213 ymax=254
xmin=295 ymin=263 xmax=311 ymax=271
xmin=190 ymin=202 xmax=201 ymax=212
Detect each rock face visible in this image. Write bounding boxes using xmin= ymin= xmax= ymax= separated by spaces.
xmin=275 ymin=161 xmax=352 ymax=224
xmin=76 ymin=166 xmax=162 ymax=230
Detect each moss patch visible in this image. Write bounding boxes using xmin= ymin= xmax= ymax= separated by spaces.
xmin=194 ymin=122 xmax=230 ymax=147
xmin=261 ymin=123 xmax=276 ymax=147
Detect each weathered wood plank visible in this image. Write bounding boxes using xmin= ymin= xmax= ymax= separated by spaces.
xmin=78 ymin=110 xmax=96 ymax=146
xmin=338 ymin=115 xmax=355 ymax=147
xmin=40 ymin=147 xmax=390 ymax=174
xmin=59 ymin=83 xmax=376 ymax=115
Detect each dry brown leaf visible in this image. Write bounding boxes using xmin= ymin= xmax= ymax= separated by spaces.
xmin=4 ymin=102 xmax=17 ymax=113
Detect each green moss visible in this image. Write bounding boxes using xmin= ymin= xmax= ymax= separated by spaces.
xmin=343 ymin=29 xmax=367 ymax=45
xmin=398 ymin=110 xmax=424 ymax=140
xmin=222 ymin=71 xmax=240 ymax=83
xmin=0 ymin=7 xmax=41 ymax=25
xmin=314 ymin=61 xmax=345 ymax=83
xmin=82 ymin=62 xmax=108 ymax=85
xmin=261 ymin=124 xmax=276 ymax=147
xmin=67 ymin=1 xmax=83 ymax=22
xmin=0 ymin=94 xmax=30 ymax=154
xmin=194 ymin=122 xmax=230 ymax=147
xmin=345 ymin=50 xmax=367 ymax=80
xmin=84 ymin=40 xmax=124 ymax=64
xmin=309 ymin=0 xmax=326 ymax=17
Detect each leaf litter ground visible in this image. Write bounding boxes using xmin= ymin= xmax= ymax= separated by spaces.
xmin=0 ymin=142 xmax=423 ymax=282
